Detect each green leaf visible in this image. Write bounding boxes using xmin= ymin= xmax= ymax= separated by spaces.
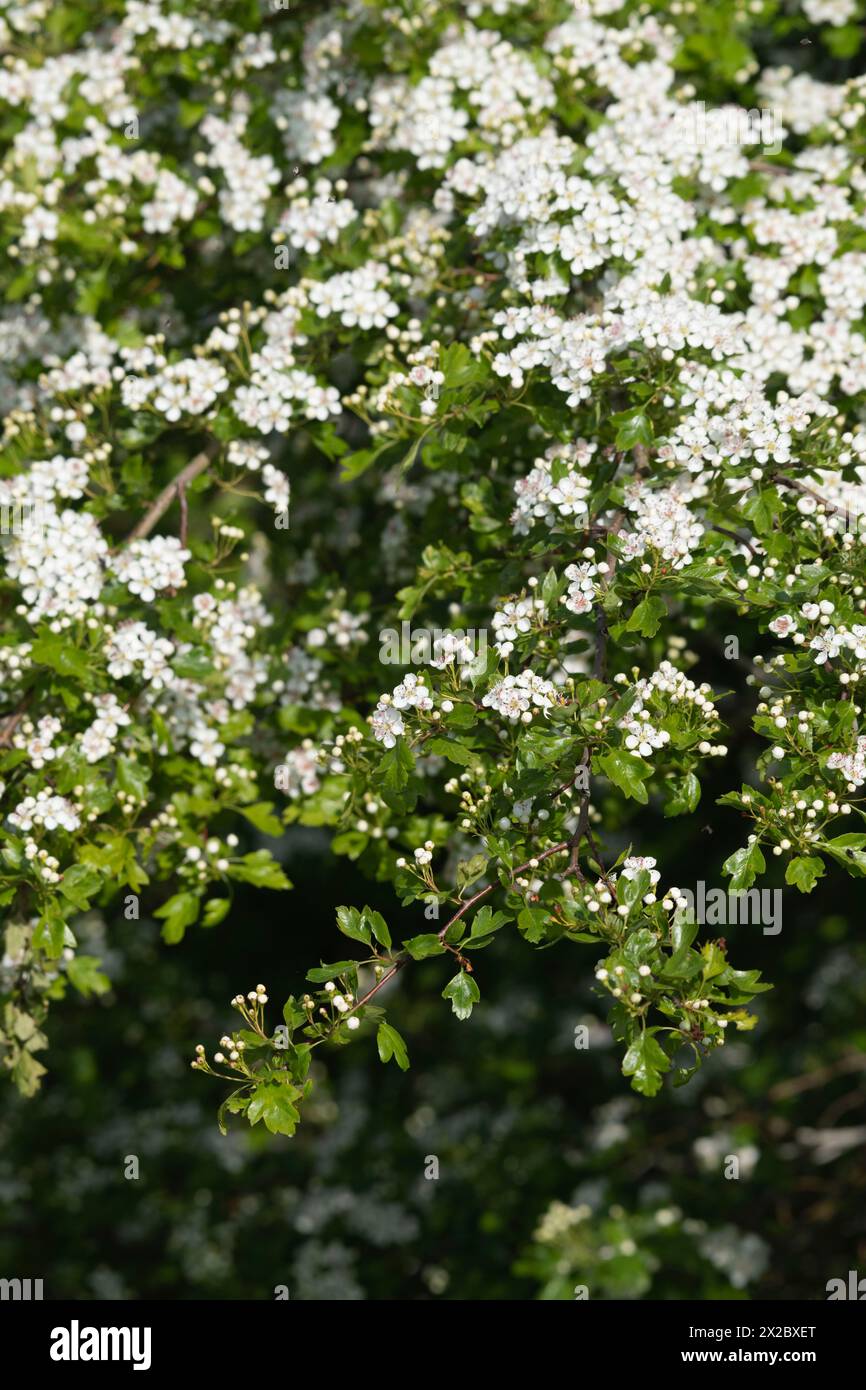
xmin=622 ymin=1031 xmax=671 ymax=1097
xmin=404 ymin=933 xmax=446 ymax=959
xmin=202 ymin=897 xmax=231 ymax=928
xmin=785 ymin=855 xmax=825 ymax=893
xmin=339 ymin=437 xmax=402 ymax=482
xmin=217 ymin=1089 xmax=251 ymax=1135
xmin=116 ymin=755 xmax=150 ymax=803
xmin=701 ymin=940 xmax=728 ymax=980
xmin=664 ymin=951 xmax=703 ymax=983
xmin=12 ymin=1049 xmax=46 ymax=1097
xmin=824 ymin=833 xmax=866 ymax=877
xmin=722 ymin=841 xmax=765 ymax=892
xmin=247 ymin=1080 xmax=301 ymax=1136
xmin=66 ymin=955 xmax=110 ymax=997
xmin=664 ymin=772 xmax=701 ymax=818
xmin=229 ymin=850 xmax=292 ymax=890
xmin=331 ymin=830 xmax=369 ymax=860
xmin=33 ymin=911 xmax=66 ymax=959
xmin=428 ymin=737 xmax=476 ymax=766
xmin=306 ymin=960 xmax=358 ymax=983
xmin=445 ymin=703 xmax=477 ymax=729
xmin=154 ymin=891 xmax=200 ymax=944
xmin=456 ymin=853 xmax=487 ymax=889
xmin=442 ymin=970 xmax=480 ymax=1021
xmin=377 ymin=1021 xmax=410 ymax=1070
xmin=80 ymin=834 xmax=149 ymax=892
xmin=667 ymin=910 xmax=698 ymax=964
xmin=379 ymin=739 xmax=415 ymax=791
xmin=236 ymin=802 xmax=282 ymax=837
xmin=170 ymin=648 xmax=214 ymax=680
xmin=626 ymin=595 xmax=666 ymax=638
xmin=617 ymin=869 xmax=650 ymax=913
xmin=597 ymin=749 xmax=652 ymax=804
xmin=714 ymin=966 xmax=773 ymax=1003
xmin=336 ymin=905 xmax=371 ymax=945
xmin=742 ymin=489 xmax=780 ymax=531
xmin=377 ymin=739 xmax=417 ymax=812
xmin=464 ymin=906 xmax=510 ymax=947
xmin=58 ymin=864 xmax=103 ymax=910
xmin=363 ymin=907 xmax=392 ymax=949
xmin=30 ymin=634 xmax=91 ymax=680
xmin=517 ymin=906 xmax=549 ymax=943
xmin=612 ymin=408 xmax=653 ymax=450
xmin=824 ymin=23 xmax=861 ymax=59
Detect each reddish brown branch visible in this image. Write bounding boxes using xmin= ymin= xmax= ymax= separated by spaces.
xmin=437 ymin=840 xmax=570 ymax=941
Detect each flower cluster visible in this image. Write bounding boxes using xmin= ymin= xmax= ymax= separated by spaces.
xmin=492 ymin=596 xmax=547 ymax=657
xmin=620 ymin=483 xmax=705 ymax=569
xmin=111 ymin=536 xmax=191 ymax=601
xmin=482 ymin=670 xmax=559 ymax=723
xmin=371 ymin=674 xmax=434 ymax=747
xmin=511 ymin=443 xmax=597 ymax=534
xmin=6 ymin=506 xmax=107 ymax=623
xmin=9 ymin=792 xmax=82 ymax=834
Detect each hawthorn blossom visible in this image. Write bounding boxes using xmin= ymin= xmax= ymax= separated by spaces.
xmin=9 ymin=792 xmax=81 ymax=834
xmin=111 ymin=536 xmax=191 ymax=601
xmin=371 ymin=703 xmax=406 ymax=748
xmin=482 ymin=671 xmax=559 ymax=722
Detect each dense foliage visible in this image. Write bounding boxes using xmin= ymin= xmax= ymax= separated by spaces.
xmin=1 ymin=0 xmax=865 ymax=1298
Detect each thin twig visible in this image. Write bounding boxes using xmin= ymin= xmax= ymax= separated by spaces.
xmin=342 ymin=957 xmax=409 ymax=1023
xmin=0 ymin=692 xmax=32 ymax=747
xmin=569 ymin=796 xmax=591 ymax=876
xmin=553 ymin=747 xmax=590 ymax=801
xmin=437 ymin=840 xmax=569 ymax=941
xmin=123 ymin=441 xmax=218 ymax=545
xmin=0 ymin=711 xmax=26 ymax=747
xmin=178 ymin=482 xmax=190 ymax=547
xmin=770 ymin=473 xmax=846 ymax=519
xmin=564 ymin=747 xmax=592 ymax=877
xmin=710 ymin=524 xmax=758 ymax=557
xmin=584 ymin=822 xmax=614 ymax=889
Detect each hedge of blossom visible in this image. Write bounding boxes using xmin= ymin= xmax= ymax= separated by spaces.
xmin=2 ymin=0 xmax=866 ymax=1137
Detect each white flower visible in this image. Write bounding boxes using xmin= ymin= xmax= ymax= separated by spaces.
xmin=622 ymin=856 xmax=661 ymax=887
xmin=276 ymin=746 xmax=321 ymax=798
xmin=827 ymin=737 xmax=866 ymax=787
xmin=391 ymin=673 xmax=433 ymax=711
xmin=190 ymin=723 xmax=225 ymax=767
xmin=371 ymin=703 xmax=406 ymax=748
xmin=809 ymin=628 xmax=842 ymax=664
